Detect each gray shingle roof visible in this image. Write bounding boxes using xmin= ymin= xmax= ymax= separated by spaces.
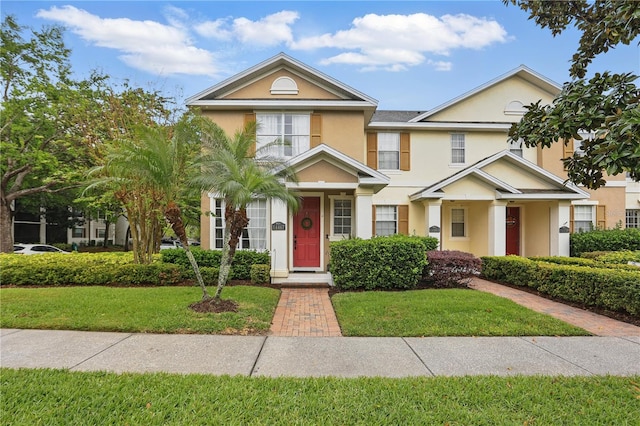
xmin=370 ymin=110 xmax=424 ymax=123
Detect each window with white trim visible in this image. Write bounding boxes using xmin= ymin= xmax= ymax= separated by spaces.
xmin=574 ymin=205 xmax=594 ymax=232
xmin=508 ymin=138 xmax=523 ymax=157
xmin=626 ymin=209 xmax=640 ymax=228
xmin=451 ymin=134 xmax=465 ymax=164
xmin=375 ymin=206 xmax=397 ymax=236
xmin=256 ymin=113 xmax=310 ymax=158
xmin=451 ymin=208 xmax=466 ymax=237
xmin=377 ymin=132 xmax=400 ymax=170
xmin=331 ymin=198 xmax=353 ymax=238
xmin=72 ymin=227 xmax=85 ymax=238
xmin=212 ymin=199 xmax=268 ymax=250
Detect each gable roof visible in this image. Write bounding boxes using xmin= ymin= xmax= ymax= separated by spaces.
xmin=186 ymin=52 xmax=378 ymax=107
xmin=410 ymin=150 xmax=589 ymax=201
xmin=283 ymin=143 xmax=389 ymax=193
xmin=409 ymin=65 xmax=562 ymax=123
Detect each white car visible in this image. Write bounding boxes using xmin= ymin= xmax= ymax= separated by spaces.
xmin=13 ymin=244 xmax=70 ymax=255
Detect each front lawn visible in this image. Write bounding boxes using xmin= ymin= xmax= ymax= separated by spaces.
xmin=2 ymin=369 xmax=638 ymax=425
xmin=332 ymin=289 xmax=590 ymax=336
xmin=0 ymin=286 xmax=279 ymax=334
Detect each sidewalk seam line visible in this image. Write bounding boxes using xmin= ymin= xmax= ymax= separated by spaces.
xmin=249 ymin=336 xmax=268 ymax=377
xmin=402 ymin=337 xmax=435 ymax=377
xmin=517 ymin=337 xmax=595 ymax=376
xmin=68 ymin=333 xmax=134 ymax=371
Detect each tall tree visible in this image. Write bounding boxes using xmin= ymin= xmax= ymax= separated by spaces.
xmin=504 ymin=0 xmax=640 ymax=189
xmin=196 ymin=121 xmax=300 ymax=300
xmin=0 ymin=16 xmax=104 ymax=252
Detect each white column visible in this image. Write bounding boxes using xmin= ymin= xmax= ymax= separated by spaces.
xmin=423 ymin=200 xmax=442 ymax=249
xmin=488 ymin=201 xmax=507 ymax=256
xmin=550 ymin=201 xmax=571 ymax=257
xmin=354 ymin=188 xmax=373 ymax=239
xmin=270 ymin=198 xmax=289 ymax=278
xmin=39 ymin=207 xmax=47 ymax=244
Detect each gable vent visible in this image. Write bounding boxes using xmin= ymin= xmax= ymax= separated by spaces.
xmin=271 ymin=76 xmax=298 ymax=95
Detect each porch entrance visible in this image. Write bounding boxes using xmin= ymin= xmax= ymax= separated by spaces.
xmin=506 ymin=206 xmax=520 ymax=255
xmin=293 ymin=197 xmax=321 ymax=268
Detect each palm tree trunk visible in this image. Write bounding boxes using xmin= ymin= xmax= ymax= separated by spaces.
xmin=214 ymin=206 xmax=249 ymax=299
xmin=165 ymin=201 xmax=209 ymax=300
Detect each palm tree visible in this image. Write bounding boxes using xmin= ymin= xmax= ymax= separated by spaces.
xmin=87 ymin=114 xmax=210 ymax=298
xmin=196 ymin=120 xmax=300 ymax=300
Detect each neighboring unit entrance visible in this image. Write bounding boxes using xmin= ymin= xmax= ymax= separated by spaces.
xmin=506 ymin=206 xmax=520 ymax=256
xmin=293 ymin=197 xmax=321 ymax=268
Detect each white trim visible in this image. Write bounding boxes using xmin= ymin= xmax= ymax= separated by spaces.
xmin=368 ymin=122 xmax=513 ymax=131
xmin=328 ymin=195 xmax=354 ymax=241
xmin=190 ymin=100 xmax=375 ymax=109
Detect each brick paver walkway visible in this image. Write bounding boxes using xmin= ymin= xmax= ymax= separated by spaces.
xmin=270 ymin=288 xmax=342 ymax=337
xmin=470 ymin=278 xmax=640 ymax=337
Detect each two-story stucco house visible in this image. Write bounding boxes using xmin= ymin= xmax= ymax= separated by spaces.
xmin=187 ymin=53 xmax=629 ymax=284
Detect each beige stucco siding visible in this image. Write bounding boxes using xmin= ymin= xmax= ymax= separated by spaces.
xmin=523 ymin=202 xmax=551 ymax=257
xmin=482 ymin=161 xmax=558 ymax=190
xmin=443 ymin=177 xmax=497 ymax=200
xmin=321 ymin=111 xmax=365 ymax=161
xmin=224 ymin=70 xmax=343 ymax=100
xmin=426 ymin=77 xmax=557 ymax=123
xmin=296 ymin=160 xmax=358 ymax=183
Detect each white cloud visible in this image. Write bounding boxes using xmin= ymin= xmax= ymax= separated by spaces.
xmin=292 ymin=13 xmax=509 ymax=71
xmin=195 ymin=10 xmax=299 ymax=46
xmin=36 ymin=5 xmax=219 ymax=77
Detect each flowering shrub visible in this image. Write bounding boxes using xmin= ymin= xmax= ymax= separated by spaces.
xmin=423 ymin=250 xmax=481 ymax=288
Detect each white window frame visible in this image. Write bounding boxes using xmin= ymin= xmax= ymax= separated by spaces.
xmin=328 ymin=195 xmax=354 ymax=241
xmin=508 ymin=138 xmax=523 ymax=157
xmin=377 ymin=132 xmax=400 ymax=170
xmin=625 ymin=209 xmax=639 ymax=229
xmin=450 ymin=207 xmax=468 ymax=239
xmin=450 ymin=133 xmax=466 ymax=165
xmin=256 ymin=112 xmax=310 ymax=159
xmin=375 ymin=205 xmax=397 ymax=237
xmin=211 ymin=198 xmax=269 ymax=250
xmin=573 ymin=204 xmax=595 ymax=232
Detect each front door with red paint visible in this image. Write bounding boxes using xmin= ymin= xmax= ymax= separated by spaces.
xmin=506 ymin=206 xmax=520 ymax=256
xmin=293 ymin=197 xmax=321 ymax=268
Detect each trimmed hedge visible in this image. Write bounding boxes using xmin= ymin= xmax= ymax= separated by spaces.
xmin=571 ymin=228 xmax=640 ymax=256
xmin=250 ymin=264 xmax=271 ymax=284
xmin=330 ymin=236 xmax=426 ymax=291
xmin=423 ymin=250 xmax=481 ymax=288
xmin=581 ymin=251 xmax=640 ymax=264
xmin=530 ymin=256 xmax=640 ymax=271
xmin=481 ymin=256 xmax=640 ymax=317
xmin=161 ymin=249 xmax=269 ymax=280
xmin=0 ymin=253 xmax=183 ymax=286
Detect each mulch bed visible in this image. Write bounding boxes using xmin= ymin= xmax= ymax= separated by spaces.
xmin=189 ymin=297 xmax=239 ymax=313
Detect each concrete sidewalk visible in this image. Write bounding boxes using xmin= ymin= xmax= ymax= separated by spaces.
xmin=2 ymin=328 xmax=638 ymax=378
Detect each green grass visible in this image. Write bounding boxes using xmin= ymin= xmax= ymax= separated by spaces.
xmin=333 ymin=289 xmax=590 ymax=336
xmin=0 ymin=286 xmax=279 ymax=334
xmin=2 ymin=369 xmax=638 ymax=425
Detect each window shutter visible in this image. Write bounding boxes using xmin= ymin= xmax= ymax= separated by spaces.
xmin=245 ymin=113 xmax=257 ymax=157
xmin=596 ymin=205 xmax=606 ymax=229
xmin=398 ymin=205 xmax=409 ymax=235
xmin=311 ymin=113 xmax=322 ymax=148
xmin=563 ymin=139 xmax=574 ymax=160
xmin=372 ymin=205 xmax=376 ymax=236
xmin=400 ymin=133 xmax=410 ymax=171
xmin=569 ymin=205 xmax=575 ymax=233
xmin=367 ymin=133 xmax=378 ymax=169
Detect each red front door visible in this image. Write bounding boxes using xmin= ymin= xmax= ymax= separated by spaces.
xmin=506 ymin=206 xmax=520 ymax=256
xmin=293 ymin=197 xmax=321 ymax=268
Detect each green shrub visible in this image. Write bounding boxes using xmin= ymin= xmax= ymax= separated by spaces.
xmin=330 ymin=236 xmax=426 ymax=291
xmin=481 ymin=256 xmax=640 ymax=317
xmin=160 ymin=249 xmax=269 ymax=280
xmin=585 ymin=251 xmax=640 ymax=264
xmin=250 ymin=264 xmax=271 ymax=284
xmin=532 ymin=255 xmax=640 ymax=271
xmin=570 ymin=228 xmax=640 ymax=256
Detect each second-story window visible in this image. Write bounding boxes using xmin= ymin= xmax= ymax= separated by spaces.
xmin=378 ymin=132 xmax=400 ymax=170
xmin=256 ymin=113 xmax=310 ymax=158
xmin=451 ymin=133 xmax=465 ymax=164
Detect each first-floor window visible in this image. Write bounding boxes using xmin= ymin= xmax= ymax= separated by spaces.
xmin=451 ymin=208 xmax=466 ymax=237
xmin=626 ymin=209 xmax=640 ymax=228
xmin=332 ymin=199 xmax=352 ymax=237
xmin=573 ymin=205 xmax=594 ymax=232
xmin=375 ymin=206 xmax=397 ymax=236
xmin=212 ymin=199 xmax=267 ymax=250
xmin=72 ymin=227 xmax=85 ymax=238
xmin=95 ymin=228 xmax=106 ymax=239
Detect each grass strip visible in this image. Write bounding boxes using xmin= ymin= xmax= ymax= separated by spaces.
xmin=2 ymin=368 xmax=638 ymax=425
xmin=333 ymin=289 xmax=590 ymax=336
xmin=0 ymin=286 xmax=279 ymax=334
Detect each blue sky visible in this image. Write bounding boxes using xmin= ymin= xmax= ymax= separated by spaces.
xmin=3 ymin=1 xmax=638 ymax=110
